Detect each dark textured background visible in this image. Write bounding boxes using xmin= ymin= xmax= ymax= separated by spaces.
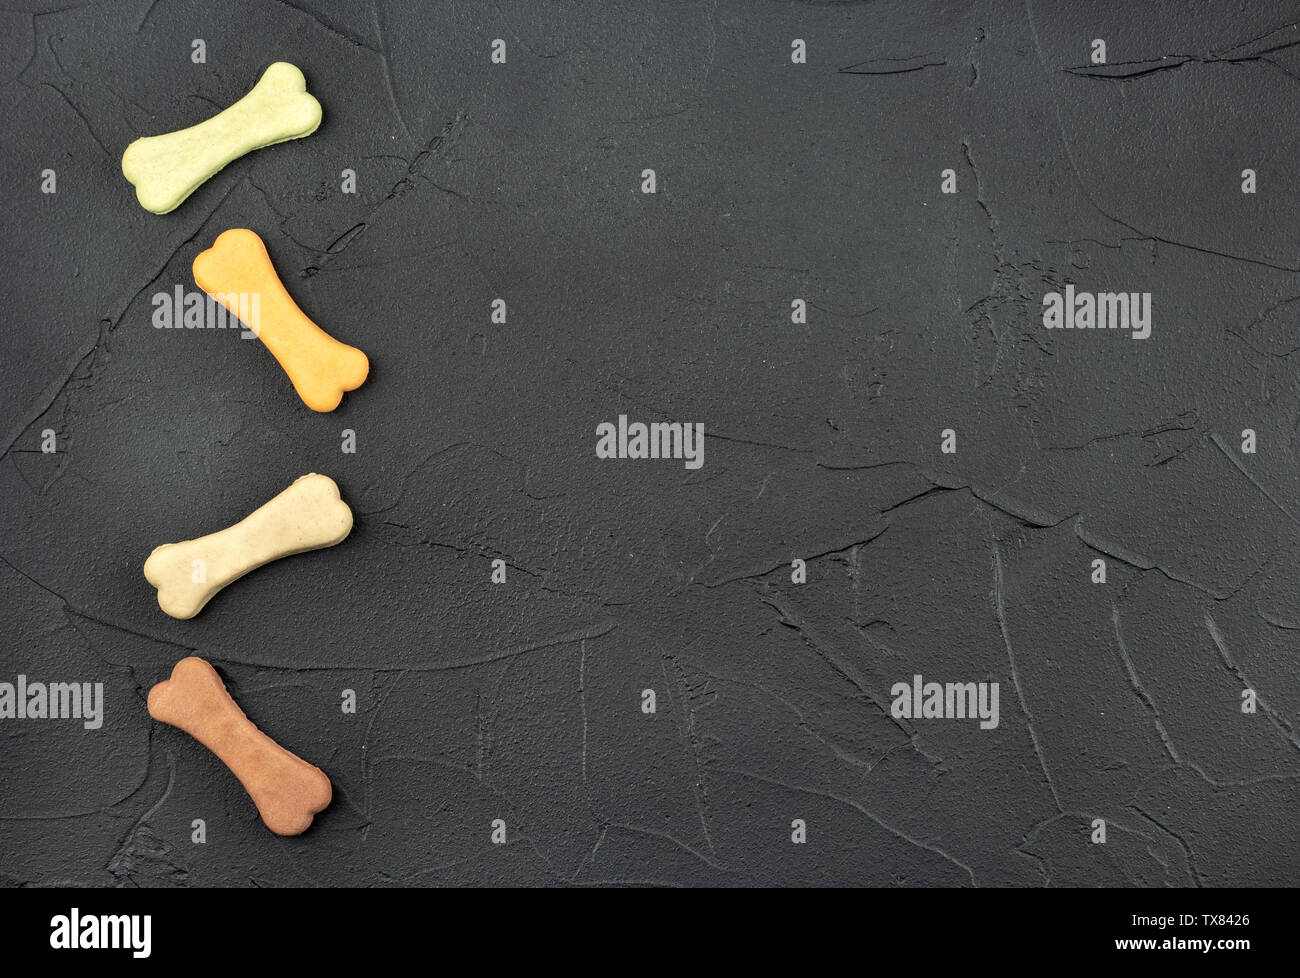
xmin=3 ymin=0 xmax=1300 ymax=887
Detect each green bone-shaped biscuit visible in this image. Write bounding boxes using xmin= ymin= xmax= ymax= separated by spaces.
xmin=122 ymin=62 xmax=321 ymax=215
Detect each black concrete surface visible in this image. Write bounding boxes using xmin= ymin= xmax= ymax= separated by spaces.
xmin=2 ymin=0 xmax=1299 ymax=886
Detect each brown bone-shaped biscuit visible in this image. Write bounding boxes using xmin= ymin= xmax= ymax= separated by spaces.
xmin=148 ymin=657 xmax=331 ymax=835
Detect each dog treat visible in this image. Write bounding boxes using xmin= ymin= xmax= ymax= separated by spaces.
xmin=193 ymin=228 xmax=369 ymax=412
xmin=144 ymin=473 xmax=353 ymax=620
xmin=148 ymin=656 xmax=332 ymax=835
xmin=121 ymin=62 xmax=322 ymax=215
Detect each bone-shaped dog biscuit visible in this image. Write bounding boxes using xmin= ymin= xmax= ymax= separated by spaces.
xmin=121 ymin=62 xmax=322 ymax=215
xmin=144 ymin=473 xmax=353 ymax=620
xmin=193 ymin=229 xmax=369 ymax=412
xmin=148 ymin=656 xmax=332 ymax=835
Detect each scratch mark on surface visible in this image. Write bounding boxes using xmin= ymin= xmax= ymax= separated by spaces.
xmin=993 ymin=541 xmax=1064 ymax=812
xmin=1112 ymin=604 xmax=1181 ymax=763
xmin=719 ymin=766 xmax=977 ymax=885
xmin=579 ymin=640 xmax=589 ymax=784
xmin=840 ymin=54 xmax=947 ymax=75
xmin=1205 ymin=614 xmax=1300 ymax=750
xmin=1024 ymin=0 xmax=1300 ymax=273
xmin=370 ymin=0 xmax=411 ymax=139
xmin=660 ymin=656 xmax=717 ymax=854
xmin=1210 ymin=432 xmax=1300 ymax=526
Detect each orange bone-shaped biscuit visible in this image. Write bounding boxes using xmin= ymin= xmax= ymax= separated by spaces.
xmin=193 ymin=228 xmax=368 ymax=411
xmin=148 ymin=657 xmax=332 ymax=836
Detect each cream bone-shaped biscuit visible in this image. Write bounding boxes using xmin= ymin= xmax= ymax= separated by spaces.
xmin=122 ymin=62 xmax=322 ymax=215
xmin=148 ymin=656 xmax=332 ymax=836
xmin=143 ymin=474 xmax=352 ymax=620
xmin=193 ymin=228 xmax=369 ymax=412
